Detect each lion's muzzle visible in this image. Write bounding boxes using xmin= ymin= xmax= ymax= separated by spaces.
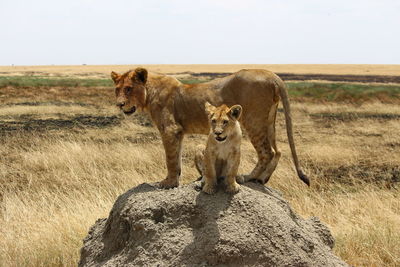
xmin=215 ymin=135 xmax=227 ymax=142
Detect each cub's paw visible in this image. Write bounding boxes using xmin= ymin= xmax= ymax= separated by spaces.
xmin=202 ymin=183 xmax=217 ymax=194
xmin=158 ymin=178 xmax=179 ymax=189
xmin=235 ymin=175 xmax=245 ymax=184
xmin=226 ymin=181 xmax=240 ymax=194
xmin=193 ymin=179 xmax=203 ymax=192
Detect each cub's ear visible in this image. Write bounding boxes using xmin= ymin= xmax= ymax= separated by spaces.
xmin=134 ymin=67 xmax=148 ymax=84
xmin=229 ymin=105 xmax=242 ymax=120
xmin=111 ymin=71 xmax=120 ymax=83
xmin=205 ymin=101 xmax=216 ymax=115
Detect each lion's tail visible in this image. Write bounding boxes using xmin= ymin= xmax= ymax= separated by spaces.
xmin=277 ymin=81 xmax=310 ymax=186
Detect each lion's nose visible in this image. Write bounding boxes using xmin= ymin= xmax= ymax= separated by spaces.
xmin=116 ymin=102 xmax=125 ymax=108
xmin=215 ymin=131 xmax=222 ymax=136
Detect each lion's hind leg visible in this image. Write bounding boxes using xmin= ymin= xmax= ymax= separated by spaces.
xmin=242 ymin=103 xmax=279 ymax=184
xmin=258 ymin=103 xmax=281 ymax=183
xmin=258 ymin=125 xmax=281 ymax=183
xmin=244 ymin=132 xmax=275 ymax=183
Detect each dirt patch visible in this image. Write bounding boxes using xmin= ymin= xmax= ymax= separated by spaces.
xmin=310 ymin=112 xmax=400 ymax=122
xmin=386 ymin=142 xmax=400 ymax=149
xmin=90 ymin=132 xmax=160 ymax=145
xmin=1 ymin=101 xmax=94 ymax=107
xmin=0 ymin=115 xmax=121 ymax=134
xmin=308 ymin=162 xmax=400 ymax=187
xmin=0 ymin=86 xmax=114 ymax=106
xmin=79 ymin=183 xmax=348 ymax=267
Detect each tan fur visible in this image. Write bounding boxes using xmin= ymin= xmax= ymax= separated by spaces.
xmin=111 ymin=68 xmax=310 ymax=188
xmin=195 ymin=103 xmax=242 ymax=194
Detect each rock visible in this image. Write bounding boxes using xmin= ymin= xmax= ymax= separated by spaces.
xmin=79 ymin=182 xmax=348 ymax=267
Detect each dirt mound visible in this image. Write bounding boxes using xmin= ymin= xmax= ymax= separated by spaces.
xmin=79 ymin=183 xmax=348 ymax=266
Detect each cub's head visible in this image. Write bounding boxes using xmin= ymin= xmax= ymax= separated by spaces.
xmin=111 ymin=68 xmax=148 ymax=115
xmin=205 ymin=102 xmax=242 ymax=143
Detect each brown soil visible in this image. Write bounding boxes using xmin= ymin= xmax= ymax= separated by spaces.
xmin=0 ymin=114 xmax=120 ymax=134
xmin=310 ymin=112 xmax=400 ymax=122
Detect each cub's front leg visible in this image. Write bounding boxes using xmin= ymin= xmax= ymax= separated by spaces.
xmin=224 ymin=151 xmax=241 ymax=193
xmin=202 ymin=152 xmax=217 ymax=194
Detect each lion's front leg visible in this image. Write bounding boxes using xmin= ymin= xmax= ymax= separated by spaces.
xmin=158 ymin=126 xmax=184 ymax=189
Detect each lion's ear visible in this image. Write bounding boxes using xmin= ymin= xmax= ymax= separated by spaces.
xmin=229 ymin=105 xmax=242 ymax=120
xmin=135 ymin=68 xmax=148 ymax=84
xmin=111 ymin=71 xmax=120 ymax=84
xmin=205 ymin=102 xmax=216 ymax=115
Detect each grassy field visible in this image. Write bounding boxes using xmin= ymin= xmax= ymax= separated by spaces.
xmin=1 ymin=75 xmax=400 ymax=103
xmin=0 ymin=73 xmax=399 ymax=266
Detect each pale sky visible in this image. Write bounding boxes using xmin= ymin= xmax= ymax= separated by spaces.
xmin=1 ymin=0 xmax=399 ymax=65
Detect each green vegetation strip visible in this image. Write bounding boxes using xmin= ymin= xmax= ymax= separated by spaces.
xmin=1 ymin=76 xmax=400 ymax=102
xmin=287 ymin=82 xmax=400 ymax=102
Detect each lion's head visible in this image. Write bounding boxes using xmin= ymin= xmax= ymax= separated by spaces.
xmin=111 ymin=68 xmax=148 ymax=115
xmin=205 ymin=102 xmax=242 ymax=143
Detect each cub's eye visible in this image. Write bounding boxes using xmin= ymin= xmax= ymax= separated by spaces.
xmin=223 ymin=120 xmax=228 ymax=125
xmin=125 ymin=87 xmax=132 ymax=93
xmin=211 ymin=119 xmax=217 ymax=124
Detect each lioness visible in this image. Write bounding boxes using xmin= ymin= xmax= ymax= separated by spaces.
xmin=195 ymin=102 xmax=243 ymax=194
xmin=111 ymin=68 xmax=309 ymax=188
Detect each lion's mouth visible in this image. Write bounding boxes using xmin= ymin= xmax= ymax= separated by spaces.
xmin=215 ymin=136 xmax=227 ymax=142
xmin=123 ymin=106 xmax=136 ymax=115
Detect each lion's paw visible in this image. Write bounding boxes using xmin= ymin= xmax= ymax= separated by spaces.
xmin=158 ymin=178 xmax=179 ymax=189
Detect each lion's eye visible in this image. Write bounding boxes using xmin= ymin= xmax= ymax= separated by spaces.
xmin=125 ymin=87 xmax=132 ymax=93
xmin=223 ymin=120 xmax=228 ymax=125
xmin=211 ymin=119 xmax=217 ymax=124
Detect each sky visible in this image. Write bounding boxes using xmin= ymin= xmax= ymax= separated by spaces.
xmin=0 ymin=0 xmax=399 ymax=65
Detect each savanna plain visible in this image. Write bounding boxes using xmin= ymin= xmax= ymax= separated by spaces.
xmin=0 ymin=65 xmax=400 ymax=267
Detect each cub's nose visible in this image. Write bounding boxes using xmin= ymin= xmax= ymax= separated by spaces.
xmin=116 ymin=102 xmax=125 ymax=108
xmin=214 ymin=131 xmax=222 ymax=136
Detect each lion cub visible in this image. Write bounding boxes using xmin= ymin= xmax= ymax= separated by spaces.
xmin=195 ymin=102 xmax=243 ymax=194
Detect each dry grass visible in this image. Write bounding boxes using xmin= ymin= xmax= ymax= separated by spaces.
xmin=1 ymin=64 xmax=400 ymax=78
xmin=0 ymin=84 xmax=399 ymax=266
